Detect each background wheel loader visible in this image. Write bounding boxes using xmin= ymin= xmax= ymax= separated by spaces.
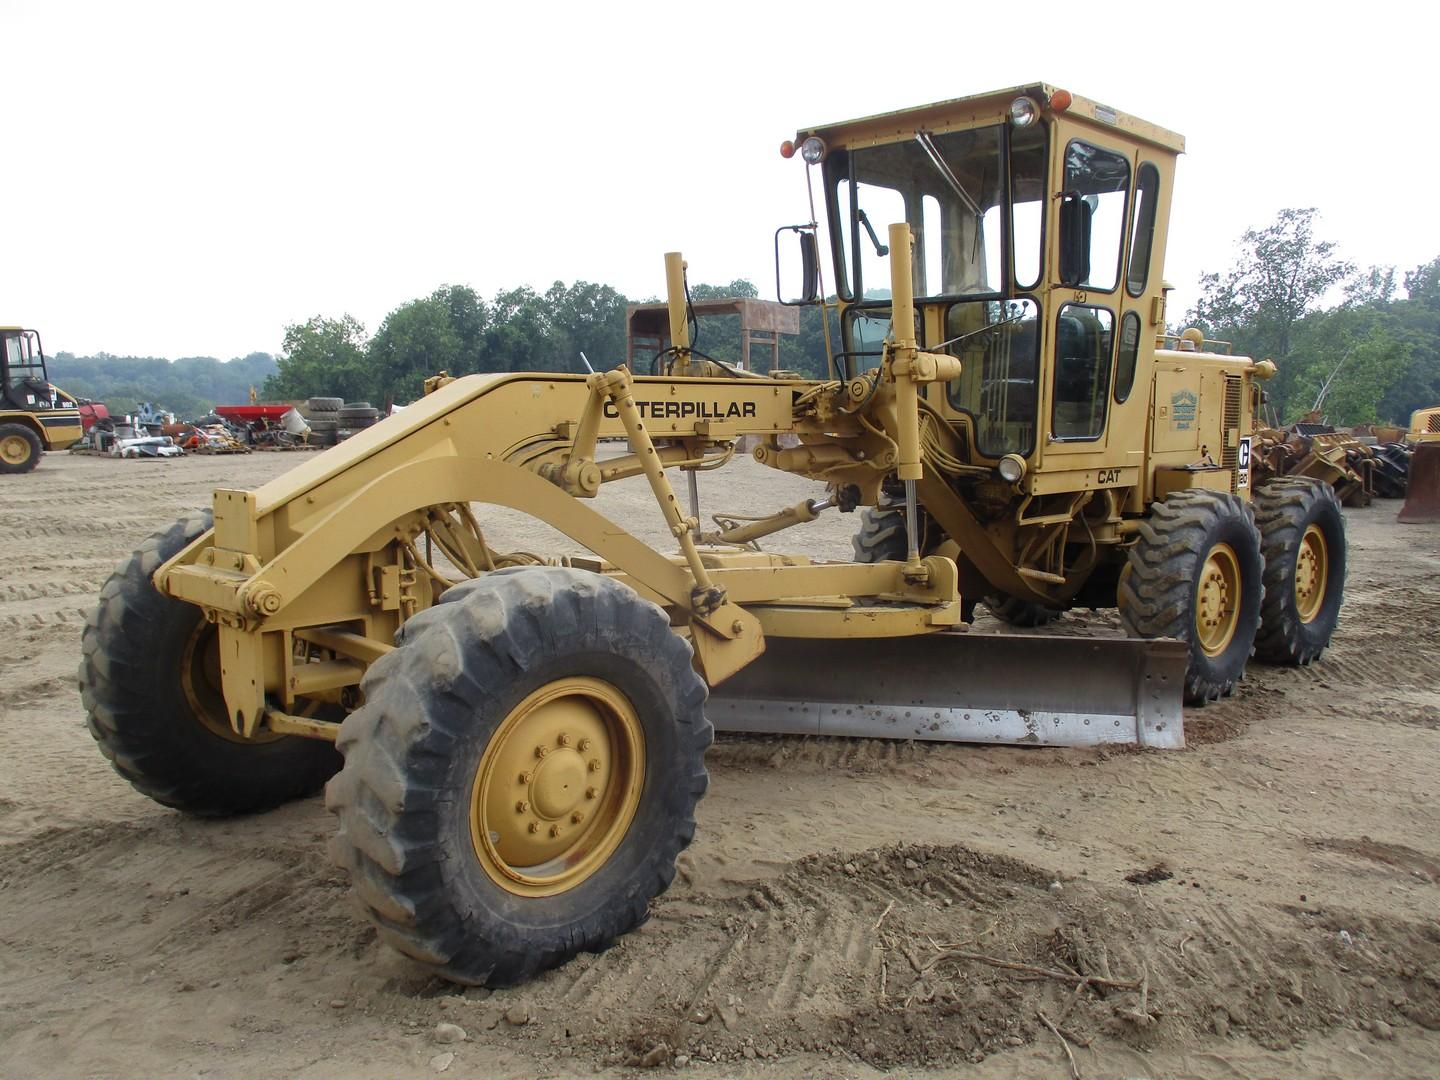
xmin=1 ymin=327 xmax=84 ymax=473
xmin=79 ymin=83 xmax=1345 ymax=987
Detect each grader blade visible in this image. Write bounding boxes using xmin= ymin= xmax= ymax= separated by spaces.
xmin=1398 ymin=442 xmax=1440 ymax=523
xmin=707 ymin=632 xmax=1189 ymax=749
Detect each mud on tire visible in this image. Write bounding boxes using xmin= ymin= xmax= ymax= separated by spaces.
xmin=325 ymin=566 xmax=712 ymax=987
xmin=1252 ymin=477 xmax=1346 ymax=665
xmin=79 ymin=510 xmax=342 ymax=814
xmin=1118 ymin=490 xmax=1263 ymax=704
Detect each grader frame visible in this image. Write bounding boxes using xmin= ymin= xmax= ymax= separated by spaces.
xmin=145 ymin=82 xmax=1307 ymax=750
xmin=155 ymin=234 xmax=1184 ymax=750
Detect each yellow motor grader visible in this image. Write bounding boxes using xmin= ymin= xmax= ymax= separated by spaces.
xmin=79 ymin=83 xmax=1346 ymax=986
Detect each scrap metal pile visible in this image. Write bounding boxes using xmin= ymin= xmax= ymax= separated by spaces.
xmin=1252 ymin=421 xmax=1414 ymax=507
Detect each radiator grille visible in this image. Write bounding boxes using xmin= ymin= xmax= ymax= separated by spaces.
xmin=1429 ymin=413 xmax=1440 ymax=433
xmin=1221 ymin=376 xmax=1243 ymax=493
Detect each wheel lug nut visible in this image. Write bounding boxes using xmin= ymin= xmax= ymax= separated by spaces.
xmin=558 ymin=733 xmax=572 ymax=747
xmin=588 ymin=759 xmax=601 ymax=772
xmin=515 ymin=800 xmax=529 ymax=813
xmin=550 ymin=824 xmax=562 ymax=838
xmin=571 ymin=811 xmax=584 ymax=824
xmin=535 ymin=745 xmax=548 ymax=759
xmin=578 ymin=738 xmax=592 ymax=751
xmin=586 ymin=786 xmax=598 ymax=799
xmin=519 ymin=771 xmax=533 ymax=784
xmin=528 ymin=822 xmax=540 ymax=834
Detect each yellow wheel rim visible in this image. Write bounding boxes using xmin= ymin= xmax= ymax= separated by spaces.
xmin=1294 ymin=523 xmax=1328 ymax=623
xmin=181 ymin=621 xmax=283 ymax=743
xmin=1195 ymin=542 xmax=1241 ymax=657
xmin=0 ymin=433 xmax=32 ymax=465
xmin=470 ymin=677 xmax=645 ymax=897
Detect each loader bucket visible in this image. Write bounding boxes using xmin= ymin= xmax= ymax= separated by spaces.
xmin=1398 ymin=441 xmax=1440 ymax=523
xmin=707 ymin=631 xmax=1189 ymax=749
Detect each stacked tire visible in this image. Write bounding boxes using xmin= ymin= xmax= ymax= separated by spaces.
xmin=305 ymin=397 xmax=343 ymax=447
xmin=337 ymin=402 xmax=381 ymax=442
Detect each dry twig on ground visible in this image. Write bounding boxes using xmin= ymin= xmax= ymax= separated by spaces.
xmin=1038 ymin=1010 xmax=1081 ymax=1079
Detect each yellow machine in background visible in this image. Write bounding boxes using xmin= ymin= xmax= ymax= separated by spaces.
xmin=1399 ymin=406 xmax=1440 ymax=521
xmin=0 ymin=327 xmax=83 ymax=473
xmin=79 ymin=83 xmax=1346 ymax=987
xmin=1408 ymin=406 xmax=1440 ymax=442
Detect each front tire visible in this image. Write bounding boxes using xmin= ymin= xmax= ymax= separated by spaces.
xmin=1118 ymin=491 xmax=1263 ymax=704
xmin=1252 ymin=478 xmax=1345 ymax=664
xmin=0 ymin=422 xmax=42 ymax=474
xmin=80 ymin=511 xmax=342 ymax=814
xmin=325 ymin=566 xmax=711 ymax=986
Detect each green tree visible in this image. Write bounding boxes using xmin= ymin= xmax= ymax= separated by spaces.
xmin=1187 ymin=207 xmax=1354 ymax=366
xmin=1287 ymin=307 xmax=1412 ymax=425
xmin=482 ymin=286 xmax=554 ymax=373
xmin=265 ymin=315 xmax=369 ymax=401
xmin=364 ymin=285 xmax=494 ymax=403
xmin=543 ymin=281 xmax=629 ymax=371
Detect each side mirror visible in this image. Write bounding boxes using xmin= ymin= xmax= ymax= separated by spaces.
xmin=1058 ymin=193 xmax=1092 ymax=287
xmin=774 ymin=226 xmax=821 ymax=305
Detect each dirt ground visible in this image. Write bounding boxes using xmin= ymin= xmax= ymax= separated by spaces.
xmin=2 ymin=450 xmax=1439 ymax=1080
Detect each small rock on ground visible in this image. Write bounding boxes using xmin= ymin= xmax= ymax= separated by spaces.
xmin=433 ymin=1022 xmax=467 ymax=1045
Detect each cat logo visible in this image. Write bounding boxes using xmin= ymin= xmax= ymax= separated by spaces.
xmin=1096 ymin=468 xmax=1122 ymax=484
xmin=1236 ymin=436 xmax=1252 ymax=489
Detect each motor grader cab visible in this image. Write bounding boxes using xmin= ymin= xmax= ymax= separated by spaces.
xmin=78 ymin=83 xmax=1345 ymax=989
xmin=0 ymin=327 xmax=84 ymax=473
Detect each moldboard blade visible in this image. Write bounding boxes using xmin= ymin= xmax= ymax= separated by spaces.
xmin=706 ymin=631 xmax=1187 ymax=749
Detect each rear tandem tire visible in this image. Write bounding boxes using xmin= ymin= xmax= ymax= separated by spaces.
xmin=1252 ymin=477 xmax=1346 ymax=665
xmin=1118 ymin=490 xmax=1263 ymax=704
xmin=325 ymin=566 xmax=712 ymax=987
xmin=79 ymin=510 xmax=342 ymax=814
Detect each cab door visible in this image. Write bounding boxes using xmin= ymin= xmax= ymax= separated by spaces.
xmin=1040 ymin=137 xmax=1132 ymax=470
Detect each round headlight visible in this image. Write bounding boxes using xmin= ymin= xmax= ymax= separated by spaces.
xmin=799 ymin=136 xmax=827 ymax=165
xmin=997 ymin=453 xmax=1026 ymax=483
xmin=1009 ymin=96 xmax=1038 ymax=128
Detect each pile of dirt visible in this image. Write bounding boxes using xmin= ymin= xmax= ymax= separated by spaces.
xmin=563 ymin=842 xmax=1440 ymax=1069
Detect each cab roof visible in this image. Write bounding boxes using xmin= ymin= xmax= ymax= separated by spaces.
xmin=796 ymin=82 xmax=1185 ymax=155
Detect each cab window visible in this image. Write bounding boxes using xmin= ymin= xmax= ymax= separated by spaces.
xmin=1052 ymin=304 xmax=1114 ymax=440
xmin=1062 ymin=142 xmax=1130 ymax=293
xmin=1126 ymin=163 xmax=1161 ymax=297
xmin=944 ymin=298 xmax=1040 ymax=458
xmin=1114 ymin=311 xmax=1141 ymax=403
xmin=828 ymin=124 xmax=1045 ymax=301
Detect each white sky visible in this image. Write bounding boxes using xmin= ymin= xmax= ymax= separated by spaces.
xmin=5 ymin=1 xmax=1437 ymax=360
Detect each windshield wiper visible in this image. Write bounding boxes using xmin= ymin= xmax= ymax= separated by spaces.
xmin=914 ymin=131 xmax=983 ymax=220
xmin=856 ymin=209 xmax=889 ymax=257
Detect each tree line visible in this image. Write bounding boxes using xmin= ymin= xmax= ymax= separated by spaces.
xmin=1184 ymin=208 xmax=1439 ymax=427
xmin=48 ymin=351 xmax=277 ymax=419
xmin=263 ymin=279 xmax=837 ymax=408
xmin=45 ymin=207 xmax=1440 ymax=428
